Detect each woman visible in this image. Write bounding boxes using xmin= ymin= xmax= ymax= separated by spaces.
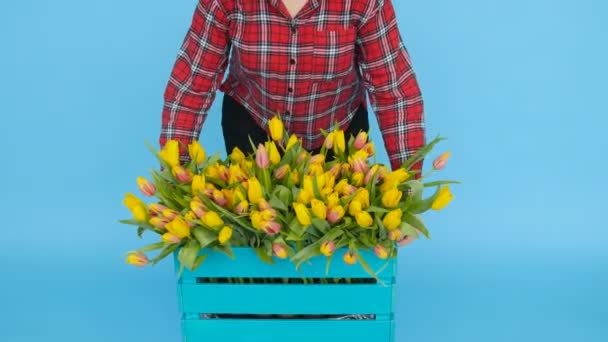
xmin=159 ymin=0 xmax=425 ymax=246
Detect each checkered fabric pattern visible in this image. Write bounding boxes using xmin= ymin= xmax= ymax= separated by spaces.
xmin=160 ymin=0 xmax=425 ymax=174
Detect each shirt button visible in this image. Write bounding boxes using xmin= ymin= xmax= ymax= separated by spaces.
xmin=290 ymin=59 xmax=296 ymax=65
xmin=290 ymin=26 xmax=297 ymax=34
xmin=285 ymin=111 xmax=291 ymax=116
xmin=288 ymin=87 xmax=293 ymax=92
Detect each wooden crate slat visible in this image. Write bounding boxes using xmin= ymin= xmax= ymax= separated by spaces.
xmin=182 ymin=319 xmax=393 ymax=342
xmin=179 ymin=283 xmax=394 ymax=315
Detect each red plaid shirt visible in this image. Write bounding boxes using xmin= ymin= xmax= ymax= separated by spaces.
xmin=160 ymin=0 xmax=425 ymax=173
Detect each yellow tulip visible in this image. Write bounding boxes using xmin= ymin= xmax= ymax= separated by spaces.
xmin=303 ymin=175 xmax=314 ymax=194
xmin=290 ymin=168 xmax=300 ymax=185
xmin=382 ymin=208 xmax=402 ymax=230
xmin=235 ymin=200 xmax=249 ymax=215
xmin=326 ymin=192 xmax=340 ymax=208
xmin=343 ymin=251 xmax=357 ymax=265
xmin=247 ymin=177 xmax=263 ymax=204
xmin=136 ymin=177 xmax=156 ymax=197
xmin=229 ymin=147 xmax=246 ymax=164
xmin=149 ymin=217 xmax=169 ymax=229
xmin=165 ymin=216 xmax=191 ymax=238
xmin=431 ymin=185 xmax=454 ymax=210
xmin=162 ymin=208 xmax=179 ymax=220
xmin=320 ymin=241 xmax=336 ymax=257
xmin=162 ymin=232 xmax=182 ymax=244
xmin=354 ymin=189 xmax=370 ymax=208
xmin=190 ymin=200 xmax=206 ymax=218
xmin=382 ymin=187 xmax=403 ymax=208
xmin=333 ymin=129 xmax=345 ymax=154
xmin=126 ymin=251 xmax=149 ymax=267
xmin=218 ymin=226 xmax=232 ymax=244
xmin=363 ymin=142 xmax=375 ymax=156
xmin=311 ymin=199 xmax=327 ymax=220
xmin=191 ymin=175 xmax=206 ymax=195
xmin=268 ymin=115 xmax=284 ymax=142
xmin=355 ymin=211 xmax=373 ymax=227
xmin=205 ymin=164 xmax=219 ymax=178
xmin=272 ymin=243 xmax=288 ymax=259
xmin=286 ymin=134 xmax=299 ymax=150
xmin=327 ymin=205 xmax=345 ymax=224
xmin=308 ymin=163 xmax=324 ymax=176
xmin=388 ymin=229 xmax=402 ymax=241
xmin=293 ymin=203 xmax=312 ymax=226
xmin=201 ymin=211 xmax=224 ymax=228
xmin=266 ymin=141 xmax=281 ymax=165
xmin=122 ymin=193 xmax=148 ymax=221
xmin=334 ymin=179 xmax=350 ymax=195
xmin=188 ymin=141 xmax=206 ymax=164
xmin=324 ymin=131 xmax=334 ymax=149
xmin=159 ymin=140 xmax=180 ymax=167
xmin=351 ymin=172 xmax=364 ymax=187
xmin=228 ymin=164 xmax=247 ymax=184
xmin=148 ymin=203 xmax=167 ymax=214
xmin=374 ymin=245 xmax=389 ymax=259
xmin=250 ymin=210 xmax=265 ymax=230
xmin=296 ymin=189 xmax=313 ymax=205
xmin=348 ymin=200 xmax=362 ymax=216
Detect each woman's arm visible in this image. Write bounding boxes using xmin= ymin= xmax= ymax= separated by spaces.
xmin=355 ymin=0 xmax=425 ymax=178
xmin=160 ymin=0 xmax=231 ymax=163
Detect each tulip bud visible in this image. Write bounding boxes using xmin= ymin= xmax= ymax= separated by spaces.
xmin=256 ymin=144 xmax=270 ymax=169
xmin=364 ymin=165 xmax=380 ymax=185
xmin=355 ymin=211 xmax=373 ymax=227
xmin=217 ymin=165 xmax=230 ymax=182
xmin=184 ymin=211 xmax=197 ymax=227
xmin=162 ymin=208 xmax=179 ymax=220
xmin=326 ymin=192 xmax=340 ymax=208
xmin=268 ymin=115 xmax=284 ymax=142
xmin=172 ymin=166 xmax=192 ymax=183
xmin=149 ymin=216 xmax=170 ymax=229
xmin=162 ymin=232 xmax=182 ymax=244
xmin=159 ymin=140 xmax=180 ymax=168
xmin=431 ymin=185 xmax=454 ymax=210
xmin=327 ymin=205 xmax=345 ymax=224
xmin=363 ymin=142 xmax=375 ymax=156
xmin=136 ymin=177 xmax=156 ymax=197
xmin=263 ymin=221 xmax=282 ymax=235
xmin=188 ymin=141 xmax=206 ymax=164
xmin=297 ymin=151 xmax=308 ymax=164
xmin=126 ymin=251 xmax=149 ymax=267
xmin=328 ymin=164 xmax=341 ymax=178
xmin=258 ymin=200 xmax=277 ymax=219
xmin=230 ymin=147 xmax=246 ymax=163
xmin=148 ymin=203 xmax=168 ymax=215
xmin=296 ymin=189 xmax=313 ymax=205
xmin=293 ymin=203 xmax=312 ymax=226
xmin=286 ymin=134 xmax=299 ymax=150
xmin=382 ymin=208 xmax=403 ymax=230
xmin=229 ymin=164 xmax=247 ymax=184
xmin=352 ymin=158 xmax=369 ymax=174
xmin=354 ymin=189 xmax=370 ymax=208
xmin=274 ymin=164 xmax=290 ymax=180
xmin=247 ymin=177 xmax=263 ymax=204
xmin=235 ymin=200 xmax=249 ymax=215
xmin=165 ymin=216 xmax=191 ymax=238
xmin=433 ymin=151 xmax=451 ymax=170
xmin=320 ymin=241 xmax=336 ymax=257
xmin=353 ymin=131 xmax=368 ymax=150
xmin=310 ymin=154 xmax=325 ymax=165
xmin=348 ymin=200 xmax=362 ymax=216
xmin=344 ymin=185 xmax=357 ymax=196
xmin=388 ymin=229 xmax=402 ymax=241
xmin=374 ymin=245 xmax=389 ymax=259
xmin=123 ymin=193 xmax=148 ymax=222
xmin=266 ymin=141 xmax=281 ymax=165
xmin=311 ymin=199 xmax=327 ymax=220
xmin=212 ymin=189 xmax=228 ymax=207
xmin=324 ymin=132 xmax=334 ymax=149
xmin=190 ymin=200 xmax=206 ymax=218
xmin=218 ymin=226 xmax=232 ymax=244
xmin=381 ymin=188 xmax=403 ymax=208
xmin=290 ymin=168 xmax=300 ymax=185
xmin=191 ymin=175 xmax=206 ymax=195
xmin=272 ymin=243 xmax=288 ymax=259
xmin=343 ymin=251 xmax=357 ymax=265
xmin=351 ymin=172 xmax=364 ymax=187
xmin=250 ymin=211 xmax=264 ymax=230
xmin=340 ymin=163 xmax=351 ymax=176
xmin=201 ymin=211 xmax=224 ymax=229
xmin=333 ymin=130 xmax=345 ymax=154
xmin=308 ymin=163 xmax=324 ymax=176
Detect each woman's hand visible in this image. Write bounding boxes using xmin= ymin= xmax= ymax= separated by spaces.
xmin=397 ymin=229 xmax=422 ymax=247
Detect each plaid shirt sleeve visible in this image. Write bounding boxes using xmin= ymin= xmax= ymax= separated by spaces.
xmin=356 ymin=0 xmax=425 ymax=178
xmin=160 ymin=0 xmax=231 ymax=163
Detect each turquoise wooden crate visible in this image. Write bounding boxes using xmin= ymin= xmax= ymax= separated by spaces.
xmin=173 ymin=247 xmax=397 ymax=342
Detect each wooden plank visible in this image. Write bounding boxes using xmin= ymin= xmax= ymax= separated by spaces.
xmin=179 ymin=283 xmax=394 ymax=315
xmin=181 ymin=319 xmax=394 ymax=342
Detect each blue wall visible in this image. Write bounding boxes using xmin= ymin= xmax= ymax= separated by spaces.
xmin=1 ymin=0 xmax=607 ymax=341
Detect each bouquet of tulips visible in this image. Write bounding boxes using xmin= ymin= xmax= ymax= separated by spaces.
xmin=120 ymin=115 xmax=457 ymax=279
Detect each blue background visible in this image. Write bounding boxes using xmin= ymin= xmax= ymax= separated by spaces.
xmin=2 ymin=0 xmax=607 ymax=341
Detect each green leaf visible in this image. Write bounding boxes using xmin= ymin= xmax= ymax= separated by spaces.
xmin=151 ymin=243 xmax=180 ymax=265
xmin=192 ymin=227 xmax=217 ymax=249
xmin=138 ymin=242 xmax=165 ymax=253
xmin=192 ymin=254 xmax=208 ymax=270
xmin=311 ymin=175 xmax=322 ymax=199
xmin=403 ymin=212 xmax=431 ymax=239
xmin=409 ymin=185 xmax=442 ymax=214
xmin=366 ymin=206 xmax=389 ymax=213
xmin=311 ymin=217 xmax=330 ymax=232
xmin=399 ymin=221 xmax=419 ymax=238
xmin=254 ymin=247 xmax=275 ymax=264
xmin=325 ymin=254 xmax=333 ymax=275
xmin=273 ymin=185 xmax=293 ymax=207
xmin=269 ymin=194 xmax=288 ymax=211
xmin=352 ymin=245 xmax=383 ymax=285
xmin=423 ymin=180 xmax=462 ymax=187
xmin=178 ymin=239 xmax=200 ymax=271
xmin=402 ymin=180 xmax=424 ymax=201
xmin=214 ymin=244 xmax=235 ymax=259
xmin=137 ymin=226 xmax=145 ymax=238
xmin=291 ymin=227 xmax=343 ymax=266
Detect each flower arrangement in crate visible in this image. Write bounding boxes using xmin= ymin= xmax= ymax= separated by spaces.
xmin=120 ymin=116 xmax=457 ymax=279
